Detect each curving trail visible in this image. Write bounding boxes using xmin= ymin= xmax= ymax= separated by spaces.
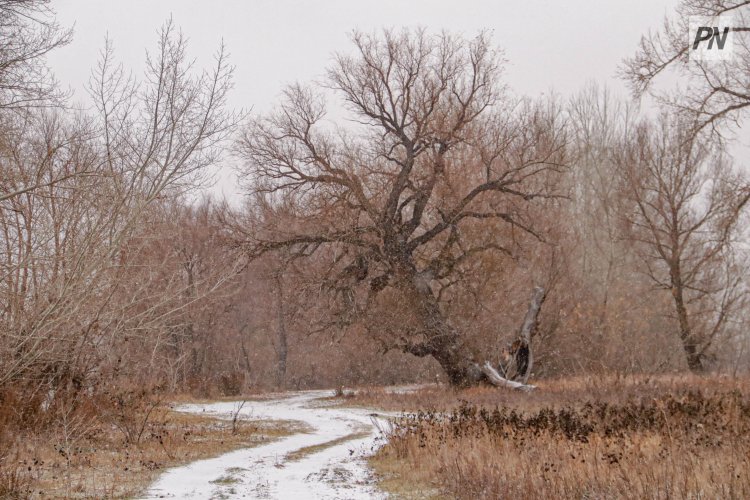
xmin=140 ymin=390 xmax=391 ymax=499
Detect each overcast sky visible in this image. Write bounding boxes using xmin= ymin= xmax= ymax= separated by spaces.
xmin=48 ymin=0 xmax=686 ymax=199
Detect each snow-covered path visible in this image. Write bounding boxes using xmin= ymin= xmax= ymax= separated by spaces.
xmin=140 ymin=390 xmax=390 ymax=499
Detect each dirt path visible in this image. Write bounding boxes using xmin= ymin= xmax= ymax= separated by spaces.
xmin=140 ymin=390 xmax=389 ymax=499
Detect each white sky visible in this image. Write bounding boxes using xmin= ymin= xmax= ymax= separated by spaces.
xmin=48 ymin=0 xmax=694 ymax=200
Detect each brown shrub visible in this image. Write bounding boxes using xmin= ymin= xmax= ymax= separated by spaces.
xmin=374 ymin=383 xmax=750 ymax=499
xmin=217 ymin=371 xmax=245 ymax=396
xmin=0 ymin=457 xmax=31 ymax=500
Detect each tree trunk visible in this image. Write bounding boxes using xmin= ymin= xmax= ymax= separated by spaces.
xmin=673 ymin=286 xmax=703 ymax=372
xmin=404 ymin=273 xmax=543 ymax=388
xmin=671 ymin=266 xmax=704 ymax=372
xmin=401 ymin=272 xmax=482 ymax=386
xmin=274 ymin=275 xmax=288 ymax=387
xmin=516 ymin=286 xmax=545 ymax=384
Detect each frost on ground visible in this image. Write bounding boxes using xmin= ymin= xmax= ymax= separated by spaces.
xmin=140 ymin=390 xmax=392 ymax=499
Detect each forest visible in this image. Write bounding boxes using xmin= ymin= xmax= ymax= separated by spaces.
xmin=1 ymin=0 xmax=750 ymax=498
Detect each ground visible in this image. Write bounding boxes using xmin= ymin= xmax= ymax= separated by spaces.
xmin=358 ymin=374 xmax=750 ymax=499
xmin=4 ymin=401 xmax=296 ymax=499
xmin=141 ymin=390 xmax=392 ymax=499
xmin=8 ymin=374 xmax=750 ymax=499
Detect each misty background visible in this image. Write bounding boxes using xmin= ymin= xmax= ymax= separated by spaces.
xmin=51 ymin=0 xmax=723 ymax=201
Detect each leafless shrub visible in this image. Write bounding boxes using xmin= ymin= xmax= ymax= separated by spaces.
xmin=375 ymin=382 xmax=750 ymax=499
xmin=218 ymin=371 xmax=245 ymax=397
xmin=230 ymin=400 xmax=247 ymax=435
xmin=94 ymin=387 xmax=164 ymax=446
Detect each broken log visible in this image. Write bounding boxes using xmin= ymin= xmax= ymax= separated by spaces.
xmin=479 ymin=361 xmax=536 ymax=391
xmin=484 ymin=285 xmax=545 ymax=390
xmin=517 ymin=286 xmax=545 ymax=384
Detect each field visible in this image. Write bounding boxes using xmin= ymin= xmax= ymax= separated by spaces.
xmin=2 ymin=375 xmax=749 ymax=498
xmin=357 ymin=375 xmax=750 ymax=499
xmin=0 ymin=394 xmax=295 ymax=499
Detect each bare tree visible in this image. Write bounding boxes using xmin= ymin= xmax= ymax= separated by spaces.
xmin=558 ymin=84 xmax=671 ymax=373
xmin=615 ymin=114 xmax=749 ymax=371
xmin=0 ymin=1 xmax=80 ymax=204
xmin=234 ymin=29 xmax=567 ymax=386
xmin=0 ymin=0 xmax=72 ymax=109
xmin=151 ymin=198 xmax=243 ymax=391
xmin=621 ymin=0 xmax=750 ymax=138
xmin=0 ymin=19 xmax=239 ymax=394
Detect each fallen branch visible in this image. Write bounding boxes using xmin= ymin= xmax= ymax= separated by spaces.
xmin=479 ymin=362 xmax=536 ymax=392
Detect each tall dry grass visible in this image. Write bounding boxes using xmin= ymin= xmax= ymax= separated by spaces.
xmin=372 ymin=377 xmax=750 ymax=499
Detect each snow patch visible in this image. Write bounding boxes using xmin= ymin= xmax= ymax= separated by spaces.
xmin=140 ymin=390 xmax=390 ymax=499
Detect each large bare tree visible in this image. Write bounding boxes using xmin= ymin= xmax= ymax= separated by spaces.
xmin=235 ymin=29 xmax=567 ymax=386
xmin=615 ymin=114 xmax=749 ymax=371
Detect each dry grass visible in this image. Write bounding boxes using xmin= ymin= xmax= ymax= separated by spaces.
xmin=347 ymin=374 xmax=750 ymax=413
xmin=283 ymin=429 xmax=371 ymax=463
xmin=369 ymin=374 xmax=750 ymax=499
xmin=2 ymin=404 xmax=295 ymax=499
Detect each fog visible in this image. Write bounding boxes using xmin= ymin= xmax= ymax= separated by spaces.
xmin=49 ymin=0 xmax=686 ymax=200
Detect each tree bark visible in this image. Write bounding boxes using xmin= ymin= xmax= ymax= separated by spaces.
xmin=517 ymin=286 xmax=545 ymax=383
xmin=480 ymin=362 xmax=536 ymax=391
xmin=671 ymin=271 xmax=704 ymax=372
xmin=274 ymin=275 xmax=288 ymax=387
xmin=405 ymin=276 xmax=544 ymax=388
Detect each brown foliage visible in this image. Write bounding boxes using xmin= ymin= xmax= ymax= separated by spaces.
xmin=373 ymin=377 xmax=750 ymax=499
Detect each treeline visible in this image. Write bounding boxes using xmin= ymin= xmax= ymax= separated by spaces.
xmin=1 ymin=0 xmax=749 ymax=432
